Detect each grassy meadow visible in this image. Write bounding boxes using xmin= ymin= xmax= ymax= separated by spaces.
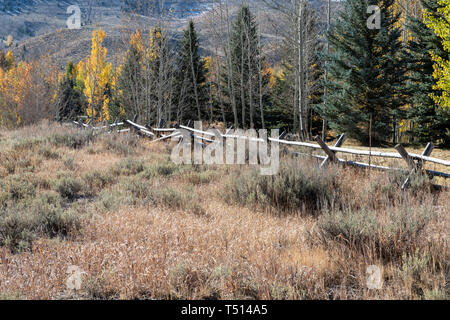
xmin=0 ymin=121 xmax=448 ymax=300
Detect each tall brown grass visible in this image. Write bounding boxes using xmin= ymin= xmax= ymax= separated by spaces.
xmin=0 ymin=122 xmax=448 ymax=300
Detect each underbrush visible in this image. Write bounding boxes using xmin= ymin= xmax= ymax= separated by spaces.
xmin=101 ymin=133 xmax=141 ymax=156
xmin=316 ymin=203 xmax=436 ymax=261
xmin=0 ymin=191 xmax=80 ymax=253
xmin=226 ymin=159 xmax=341 ymax=214
xmin=0 ymin=123 xmax=447 ymax=300
xmin=49 ymin=130 xmax=96 ymax=149
xmin=226 ymin=158 xmax=439 ymax=215
xmin=123 ymin=178 xmax=205 ymax=216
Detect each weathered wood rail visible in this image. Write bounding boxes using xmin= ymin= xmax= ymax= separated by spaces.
xmin=71 ymin=116 xmax=450 ymax=189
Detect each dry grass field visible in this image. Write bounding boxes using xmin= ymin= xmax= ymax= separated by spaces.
xmin=0 ymin=121 xmax=448 ymax=300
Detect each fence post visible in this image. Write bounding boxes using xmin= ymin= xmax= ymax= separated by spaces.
xmin=314 ymin=135 xmax=341 ymax=167
xmin=395 ymin=143 xmax=434 ymax=190
xmin=419 ymin=142 xmax=434 ymax=171
xmin=319 ymin=133 xmax=346 ymax=168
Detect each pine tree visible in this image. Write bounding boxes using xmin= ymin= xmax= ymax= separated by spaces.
xmin=267 ymin=69 xmax=293 ymax=130
xmin=406 ymin=0 xmax=450 ymax=146
xmin=56 ymin=61 xmax=85 ymax=121
xmin=173 ymin=20 xmax=207 ymax=122
xmin=317 ymin=0 xmax=407 ymax=144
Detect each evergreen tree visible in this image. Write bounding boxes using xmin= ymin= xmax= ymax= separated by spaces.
xmin=266 ymin=70 xmax=293 ymax=130
xmin=317 ymin=0 xmax=407 ymax=144
xmin=117 ymin=44 xmax=144 ymax=120
xmin=56 ymin=61 xmax=85 ymax=121
xmin=173 ymin=20 xmax=207 ymax=121
xmin=222 ymin=6 xmax=268 ymax=129
xmin=406 ymin=0 xmax=450 ymax=147
xmin=0 ymin=49 xmax=6 ymax=70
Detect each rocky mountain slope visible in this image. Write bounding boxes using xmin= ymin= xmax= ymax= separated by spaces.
xmin=1 ymin=0 xmax=334 ymax=68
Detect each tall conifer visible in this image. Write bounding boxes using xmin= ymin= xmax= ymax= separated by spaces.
xmin=318 ymin=0 xmax=406 ymax=144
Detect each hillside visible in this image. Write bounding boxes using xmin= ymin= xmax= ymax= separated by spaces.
xmin=0 ymin=0 xmax=218 ymax=44
xmin=2 ymin=0 xmax=336 ymax=68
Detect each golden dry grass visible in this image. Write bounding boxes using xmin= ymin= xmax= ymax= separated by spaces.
xmin=0 ymin=122 xmax=448 ymax=300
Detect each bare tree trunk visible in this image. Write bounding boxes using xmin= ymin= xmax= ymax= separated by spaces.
xmin=216 ymin=48 xmax=226 ymax=125
xmin=209 ymin=60 xmax=214 ymax=123
xmin=322 ymin=0 xmax=330 ymax=140
xmin=240 ymin=28 xmax=246 ymax=129
xmin=245 ymin=23 xmax=255 ymax=129
xmin=188 ymin=28 xmax=202 ymax=121
xmin=257 ymin=24 xmax=265 ymax=129
xmin=225 ymin=0 xmax=239 ymax=127
xmin=297 ymin=0 xmax=305 ymax=140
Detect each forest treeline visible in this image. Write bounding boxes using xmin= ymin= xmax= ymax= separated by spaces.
xmin=0 ymin=0 xmax=449 ymax=146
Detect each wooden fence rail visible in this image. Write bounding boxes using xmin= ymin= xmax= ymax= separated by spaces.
xmin=70 ymin=117 xmax=450 ymax=188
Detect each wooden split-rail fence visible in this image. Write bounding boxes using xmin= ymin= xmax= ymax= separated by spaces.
xmin=72 ymin=116 xmax=450 ymax=190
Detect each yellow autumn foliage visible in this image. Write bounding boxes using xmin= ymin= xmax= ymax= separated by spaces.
xmin=425 ymin=0 xmax=450 ymax=110
xmin=0 ymin=52 xmax=58 ymax=127
xmin=78 ymin=29 xmax=114 ymax=122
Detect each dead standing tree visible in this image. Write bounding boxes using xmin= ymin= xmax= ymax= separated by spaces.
xmin=263 ymin=0 xmax=321 ymax=140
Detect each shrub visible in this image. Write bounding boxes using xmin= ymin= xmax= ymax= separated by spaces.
xmin=394 ymin=249 xmax=447 ymax=299
xmin=423 ymin=289 xmax=447 ymax=300
xmin=155 ymin=163 xmax=178 ymax=177
xmin=169 ymin=262 xmax=203 ymax=298
xmin=0 ymin=292 xmax=24 ymax=300
xmin=62 ymin=156 xmax=77 ymax=170
xmin=84 ymin=170 xmax=116 ymax=195
xmin=52 ymin=175 xmax=85 ymax=200
xmin=123 ymin=179 xmax=205 ymax=215
xmin=82 ymin=275 xmax=120 ymax=300
xmin=38 ymin=145 xmax=60 ymax=159
xmin=139 ymin=162 xmax=179 ymax=180
xmin=316 ymin=204 xmax=435 ymax=261
xmin=0 ymin=150 xmax=34 ymax=175
xmin=49 ymin=130 xmax=95 ymax=149
xmin=226 ymin=160 xmax=340 ymax=213
xmin=12 ymin=137 xmax=43 ymax=152
xmin=0 ymin=174 xmax=36 ymax=202
xmin=32 ymin=192 xmax=80 ymax=238
xmin=123 ymin=177 xmax=152 ymax=202
xmin=95 ymin=189 xmax=125 ymax=212
xmin=186 ymin=171 xmax=217 ymax=185
xmin=102 ymin=134 xmax=140 ymax=156
xmin=0 ymin=191 xmax=80 ymax=252
xmin=113 ymin=159 xmax=146 ymax=176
